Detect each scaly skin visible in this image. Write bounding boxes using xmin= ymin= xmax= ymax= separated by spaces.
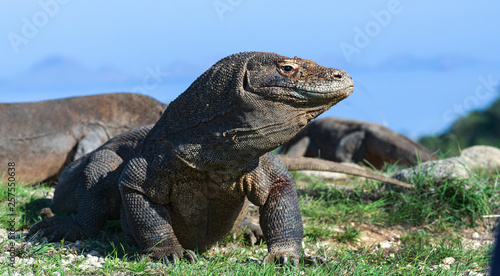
xmin=280 ymin=117 xmax=436 ymax=169
xmin=0 ymin=93 xmax=166 ymax=185
xmin=277 ymin=155 xmax=414 ymax=189
xmin=27 ymin=52 xmax=354 ymax=264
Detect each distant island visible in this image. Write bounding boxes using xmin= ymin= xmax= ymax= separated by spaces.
xmin=419 ymin=92 xmax=500 ymax=156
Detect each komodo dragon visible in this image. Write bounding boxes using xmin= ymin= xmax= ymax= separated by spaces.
xmin=0 ymin=93 xmax=166 ymax=185
xmin=27 ymin=51 xmax=355 ymax=264
xmin=280 ymin=117 xmax=436 ymax=169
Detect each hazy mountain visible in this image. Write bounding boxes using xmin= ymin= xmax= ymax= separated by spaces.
xmin=3 ymin=56 xmax=132 ymax=90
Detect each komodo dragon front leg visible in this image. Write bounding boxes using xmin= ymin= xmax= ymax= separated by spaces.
xmin=118 ymin=156 xmax=198 ymax=263
xmin=27 ymin=149 xmax=124 ymax=241
xmin=245 ymin=153 xmax=303 ymax=264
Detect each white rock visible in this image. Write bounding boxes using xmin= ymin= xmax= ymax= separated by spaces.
xmin=379 ymin=241 xmax=392 ymax=249
xmin=394 ymin=145 xmax=500 ymax=184
xmin=394 ymin=157 xmax=471 ymax=182
xmin=442 ymin=257 xmax=455 ymax=265
xmin=438 ymin=264 xmax=450 ymax=270
xmin=461 ymin=145 xmax=500 ymax=174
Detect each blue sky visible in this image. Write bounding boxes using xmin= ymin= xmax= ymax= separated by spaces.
xmin=1 ymin=1 xmax=499 ymax=139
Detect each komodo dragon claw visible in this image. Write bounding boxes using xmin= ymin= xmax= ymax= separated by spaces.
xmin=262 ymin=252 xmax=300 ymax=266
xmin=261 ymin=239 xmax=303 ymax=266
xmin=151 ymin=249 xmax=198 ymax=264
xmin=25 ymin=215 xmax=87 ymax=242
xmin=38 ymin=207 xmax=56 ymax=218
xmin=237 ymin=217 xmax=264 ymax=246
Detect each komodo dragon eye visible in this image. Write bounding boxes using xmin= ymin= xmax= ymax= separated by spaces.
xmin=277 ymin=61 xmax=299 ymax=76
xmin=278 ymin=63 xmax=298 ymax=76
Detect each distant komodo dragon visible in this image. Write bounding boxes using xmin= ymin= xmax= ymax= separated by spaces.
xmin=27 ymin=51 xmax=357 ymax=264
xmin=0 ymin=93 xmax=166 ymax=185
xmin=280 ymin=117 xmax=436 ymax=169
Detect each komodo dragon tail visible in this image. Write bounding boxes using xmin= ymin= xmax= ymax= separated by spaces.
xmin=277 ymin=155 xmax=414 ymax=189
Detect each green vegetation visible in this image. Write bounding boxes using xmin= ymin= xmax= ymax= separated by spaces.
xmin=419 ymin=95 xmax=500 ymax=156
xmin=1 ymin=165 xmax=497 ymax=275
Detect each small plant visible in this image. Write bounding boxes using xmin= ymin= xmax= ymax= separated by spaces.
xmin=334 ymin=226 xmax=360 ymax=244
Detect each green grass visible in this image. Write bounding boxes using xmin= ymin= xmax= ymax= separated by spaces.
xmin=1 ymin=234 xmax=491 ymax=275
xmin=384 ymin=168 xmax=498 ymax=229
xmin=323 ymin=232 xmax=491 ymax=275
xmin=299 ymin=162 xmax=500 ymax=230
xmin=0 ymin=162 xmax=497 ymax=275
xmin=0 ymin=182 xmax=53 ymax=230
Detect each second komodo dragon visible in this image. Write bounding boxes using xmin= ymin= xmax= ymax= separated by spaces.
xmin=27 ymin=51 xmax=355 ymax=264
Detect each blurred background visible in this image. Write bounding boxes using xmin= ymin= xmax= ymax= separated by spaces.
xmin=1 ymin=0 xmax=499 ymax=144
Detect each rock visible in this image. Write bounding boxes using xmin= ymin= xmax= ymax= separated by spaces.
xmin=393 ymin=157 xmax=471 ymax=183
xmin=461 ymin=145 xmax=500 ymax=174
xmin=442 ymin=257 xmax=455 ymax=265
xmin=393 ymin=145 xmax=500 ymax=183
xmin=80 ymin=255 xmax=103 ymax=269
xmin=379 ymin=241 xmax=392 ymax=249
xmin=437 ymin=264 xmax=451 ymax=270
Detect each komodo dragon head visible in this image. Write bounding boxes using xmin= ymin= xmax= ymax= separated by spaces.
xmin=157 ymin=51 xmax=354 ymax=172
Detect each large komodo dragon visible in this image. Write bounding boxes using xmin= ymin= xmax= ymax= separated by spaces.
xmin=27 ymin=51 xmax=361 ymax=264
xmin=0 ymin=93 xmax=166 ymax=185
xmin=280 ymin=117 xmax=436 ymax=169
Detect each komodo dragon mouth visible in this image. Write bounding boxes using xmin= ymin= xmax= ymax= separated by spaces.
xmin=248 ymin=84 xmax=354 ymax=107
xmin=262 ymin=85 xmax=354 ymax=96
xmin=292 ymin=85 xmax=354 ymax=100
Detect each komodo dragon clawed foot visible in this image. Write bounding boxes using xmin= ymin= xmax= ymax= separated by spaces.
xmin=25 ymin=215 xmax=87 ymax=242
xmin=261 ymin=241 xmax=303 ymax=265
xmin=236 ymin=217 xmax=264 ymax=246
xmin=149 ymin=247 xmax=198 ymax=264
